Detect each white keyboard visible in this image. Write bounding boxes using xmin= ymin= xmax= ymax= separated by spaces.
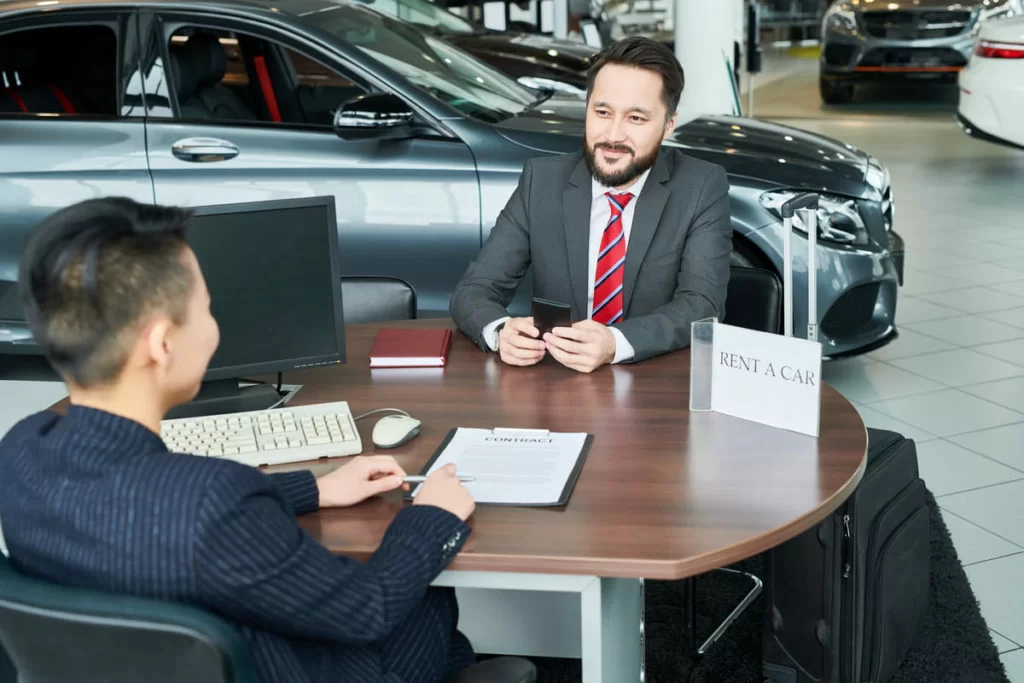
xmin=160 ymin=400 xmax=362 ymax=467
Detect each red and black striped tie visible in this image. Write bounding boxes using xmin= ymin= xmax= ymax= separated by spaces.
xmin=592 ymin=191 xmax=633 ymax=325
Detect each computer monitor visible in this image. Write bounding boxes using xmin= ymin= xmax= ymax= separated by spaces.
xmin=165 ymin=195 xmax=346 ymax=419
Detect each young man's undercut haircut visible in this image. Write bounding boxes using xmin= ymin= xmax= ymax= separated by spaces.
xmin=585 ymin=36 xmax=686 ymax=118
xmin=19 ymin=197 xmax=195 ymax=387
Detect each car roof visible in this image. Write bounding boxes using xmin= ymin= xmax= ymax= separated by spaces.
xmin=0 ymin=0 xmax=345 ymax=21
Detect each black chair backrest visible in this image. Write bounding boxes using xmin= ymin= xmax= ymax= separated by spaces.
xmin=722 ymin=266 xmax=783 ymax=334
xmin=341 ymin=276 xmax=417 ymax=325
xmin=0 ymin=554 xmax=256 ymax=683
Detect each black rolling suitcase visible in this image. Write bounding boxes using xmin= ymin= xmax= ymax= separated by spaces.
xmin=762 ymin=428 xmax=930 ymax=683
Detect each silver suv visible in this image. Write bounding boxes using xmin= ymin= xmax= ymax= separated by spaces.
xmin=820 ymin=0 xmax=1023 ymax=104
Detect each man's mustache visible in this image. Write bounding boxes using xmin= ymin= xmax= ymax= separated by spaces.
xmin=593 ymin=143 xmax=634 ymax=156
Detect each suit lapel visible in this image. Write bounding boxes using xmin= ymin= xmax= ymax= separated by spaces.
xmin=622 ymin=152 xmax=672 ymax=315
xmin=563 ymin=154 xmax=593 ymax=320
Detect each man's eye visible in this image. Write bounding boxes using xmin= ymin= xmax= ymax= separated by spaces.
xmin=631 ymin=115 xmax=646 ymax=123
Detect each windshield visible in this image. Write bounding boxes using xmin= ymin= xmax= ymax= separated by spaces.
xmin=356 ymin=0 xmax=478 ymax=34
xmin=313 ymin=4 xmax=537 ymax=122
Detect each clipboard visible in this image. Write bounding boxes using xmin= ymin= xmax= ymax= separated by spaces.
xmin=403 ymin=427 xmax=594 ymax=507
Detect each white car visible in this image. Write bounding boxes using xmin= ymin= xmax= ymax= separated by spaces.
xmin=958 ymin=15 xmax=1024 ymax=150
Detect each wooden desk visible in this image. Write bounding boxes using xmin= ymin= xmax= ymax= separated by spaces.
xmin=283 ymin=319 xmax=866 ymax=578
xmin=274 ymin=320 xmax=866 ymax=681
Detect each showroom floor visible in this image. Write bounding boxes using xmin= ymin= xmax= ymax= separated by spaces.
xmin=1 ymin=50 xmax=1023 ymax=681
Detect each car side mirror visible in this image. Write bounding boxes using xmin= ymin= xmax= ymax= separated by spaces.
xmin=333 ymin=93 xmax=414 ymax=139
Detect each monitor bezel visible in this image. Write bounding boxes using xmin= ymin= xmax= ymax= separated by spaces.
xmin=187 ymin=195 xmax=346 ymax=382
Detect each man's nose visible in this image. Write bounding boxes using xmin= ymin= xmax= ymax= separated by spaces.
xmin=607 ymin=116 xmax=628 ymax=142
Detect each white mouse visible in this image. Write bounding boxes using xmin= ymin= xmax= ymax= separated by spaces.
xmin=372 ymin=415 xmax=422 ymax=449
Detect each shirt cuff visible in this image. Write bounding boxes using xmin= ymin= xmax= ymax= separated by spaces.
xmin=481 ymin=316 xmax=511 ymax=352
xmin=609 ymin=326 xmax=635 ymax=364
xmin=266 ymin=471 xmax=320 ymax=515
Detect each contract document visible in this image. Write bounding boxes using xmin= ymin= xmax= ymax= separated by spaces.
xmin=408 ymin=427 xmax=593 ymax=506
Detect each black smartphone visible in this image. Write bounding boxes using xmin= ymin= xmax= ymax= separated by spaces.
xmin=531 ymin=297 xmax=573 ymax=338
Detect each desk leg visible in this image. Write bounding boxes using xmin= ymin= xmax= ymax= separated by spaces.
xmin=580 ymin=577 xmax=644 ymax=683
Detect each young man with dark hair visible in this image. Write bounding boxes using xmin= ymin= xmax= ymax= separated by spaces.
xmin=0 ymin=197 xmax=481 ymax=683
xmin=451 ymin=36 xmax=732 ymax=372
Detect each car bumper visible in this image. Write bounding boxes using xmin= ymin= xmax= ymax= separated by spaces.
xmin=752 ymin=224 xmax=904 ymax=359
xmin=958 ymin=57 xmax=1024 ymax=149
xmin=821 ymin=21 xmax=977 ymax=82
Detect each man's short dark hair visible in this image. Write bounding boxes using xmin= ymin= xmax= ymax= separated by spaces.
xmin=586 ymin=37 xmax=685 ymax=118
xmin=19 ymin=197 xmax=194 ymax=387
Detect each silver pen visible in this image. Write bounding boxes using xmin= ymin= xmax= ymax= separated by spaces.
xmin=402 ymin=475 xmax=475 ymax=483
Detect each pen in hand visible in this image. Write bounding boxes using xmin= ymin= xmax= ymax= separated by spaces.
xmin=402 ymin=475 xmax=475 ymax=483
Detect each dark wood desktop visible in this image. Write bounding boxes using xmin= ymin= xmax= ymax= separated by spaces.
xmin=270 ymin=320 xmax=866 ymax=581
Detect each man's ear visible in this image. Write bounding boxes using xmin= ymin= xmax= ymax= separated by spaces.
xmin=142 ymin=315 xmax=175 ymax=370
xmin=663 ymin=112 xmax=677 ymax=140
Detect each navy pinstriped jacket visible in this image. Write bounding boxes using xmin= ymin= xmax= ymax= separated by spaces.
xmin=0 ymin=406 xmax=470 ymax=682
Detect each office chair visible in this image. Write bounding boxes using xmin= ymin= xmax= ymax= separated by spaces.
xmin=0 ymin=554 xmax=536 ymax=683
xmin=341 ymin=276 xmax=417 ymax=324
xmin=683 ymin=266 xmax=782 ymax=658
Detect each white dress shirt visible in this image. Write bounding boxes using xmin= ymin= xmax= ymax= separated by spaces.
xmin=483 ymin=169 xmax=652 ymax=364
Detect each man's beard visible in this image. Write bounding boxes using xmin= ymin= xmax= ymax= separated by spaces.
xmin=583 ymin=140 xmax=660 ymax=188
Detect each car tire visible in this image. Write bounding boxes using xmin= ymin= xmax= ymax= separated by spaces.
xmin=820 ymin=77 xmax=854 ymax=105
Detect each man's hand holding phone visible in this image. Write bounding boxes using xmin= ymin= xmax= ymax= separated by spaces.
xmin=497 ymin=317 xmax=546 ymax=366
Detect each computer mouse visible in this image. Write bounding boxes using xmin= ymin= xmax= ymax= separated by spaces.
xmin=372 ymin=415 xmax=422 ymax=449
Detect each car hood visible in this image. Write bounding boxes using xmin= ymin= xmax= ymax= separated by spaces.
xmin=495 ymin=100 xmax=870 ymax=196
xmin=446 ymin=31 xmax=597 ymax=74
xmin=851 ymin=0 xmax=984 ymax=10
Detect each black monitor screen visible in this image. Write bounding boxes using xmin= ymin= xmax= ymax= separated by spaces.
xmin=186 ymin=196 xmax=345 ymax=380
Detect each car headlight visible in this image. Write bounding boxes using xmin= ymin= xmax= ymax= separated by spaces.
xmin=516 ymin=76 xmax=587 ymax=98
xmin=760 ymin=190 xmax=871 ymax=247
xmin=824 ymin=2 xmax=857 ymax=31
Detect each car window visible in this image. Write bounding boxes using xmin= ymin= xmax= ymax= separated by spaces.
xmin=358 ymin=0 xmax=477 ymax=35
xmin=166 ymin=27 xmax=367 ymax=126
xmin=311 ymin=4 xmax=537 ymax=123
xmin=0 ymin=25 xmax=118 ymax=117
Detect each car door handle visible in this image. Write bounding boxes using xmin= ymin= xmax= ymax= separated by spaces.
xmin=171 ymin=138 xmax=240 ymax=162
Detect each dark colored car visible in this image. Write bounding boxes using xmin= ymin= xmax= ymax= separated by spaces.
xmin=0 ymin=0 xmax=902 ymax=359
xmin=820 ymin=0 xmax=1023 ymax=104
xmin=355 ymin=0 xmax=595 ymax=95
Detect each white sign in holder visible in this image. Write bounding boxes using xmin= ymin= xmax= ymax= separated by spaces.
xmin=690 ymin=193 xmax=825 ymax=437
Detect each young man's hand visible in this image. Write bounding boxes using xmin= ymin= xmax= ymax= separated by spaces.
xmin=316 ymin=455 xmax=409 ymax=508
xmin=413 ymin=463 xmax=476 ymax=521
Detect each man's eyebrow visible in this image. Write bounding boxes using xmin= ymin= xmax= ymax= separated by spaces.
xmin=591 ymin=101 xmax=654 ymax=116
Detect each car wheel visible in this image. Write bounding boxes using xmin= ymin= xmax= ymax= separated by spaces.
xmin=820 ymin=78 xmax=854 ymax=105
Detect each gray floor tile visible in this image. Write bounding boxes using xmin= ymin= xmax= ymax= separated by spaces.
xmin=940 ymin=509 xmax=1023 ymax=566
xmin=853 ymin=404 xmax=937 ymax=443
xmin=918 ymin=440 xmax=1023 ymax=497
xmin=963 ymin=376 xmax=1024 ymax=414
xmin=896 ymin=296 xmax=963 ymax=324
xmin=989 ymin=630 xmax=1022 ymax=654
xmin=963 ymin=551 xmax=1024 ymax=647
xmin=886 ymin=349 xmax=1024 ymax=388
xmin=823 ymin=361 xmax=944 ymax=404
xmin=904 ymin=316 xmax=1024 ymax=348
xmin=916 ymin=288 xmax=1024 ymax=315
xmin=994 ymin=280 xmax=1024 ymax=299
xmin=868 ymin=328 xmax=955 ymax=361
xmin=985 ymin=307 xmax=1024 ymax=330
xmin=950 ymin=423 xmax=1024 ymax=472
xmin=943 ymin=481 xmax=1024 ymax=549
xmin=899 ymin=269 xmax=973 ymax=296
xmin=867 ymin=389 xmax=1024 ymax=438
xmin=1003 ymin=649 xmax=1024 ymax=683
xmin=973 ymin=339 xmax=1024 ymax=367
xmin=941 ymin=264 xmax=1024 ymax=286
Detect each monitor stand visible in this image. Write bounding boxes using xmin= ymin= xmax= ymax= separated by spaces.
xmin=164 ymin=379 xmax=282 ymax=420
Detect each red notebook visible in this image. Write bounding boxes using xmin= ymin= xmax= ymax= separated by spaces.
xmin=369 ymin=328 xmax=453 ymax=368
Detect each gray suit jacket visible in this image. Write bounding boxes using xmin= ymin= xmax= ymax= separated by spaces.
xmin=450 ymin=148 xmax=733 ymax=362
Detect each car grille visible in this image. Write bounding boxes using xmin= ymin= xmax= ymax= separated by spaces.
xmin=822 ymin=283 xmax=880 ymax=339
xmin=861 ymin=10 xmax=974 ymax=39
xmin=858 ymin=47 xmax=967 ymax=68
xmin=824 ymin=44 xmax=857 ymax=66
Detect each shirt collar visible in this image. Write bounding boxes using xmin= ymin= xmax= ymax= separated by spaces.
xmin=591 ymin=168 xmax=652 ymax=201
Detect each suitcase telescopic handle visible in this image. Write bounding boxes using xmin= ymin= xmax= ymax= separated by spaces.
xmin=781 ymin=193 xmax=820 ymax=342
